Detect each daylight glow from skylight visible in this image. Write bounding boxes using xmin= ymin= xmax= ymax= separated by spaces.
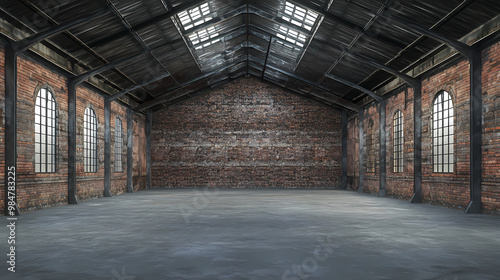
xmin=177 ymin=2 xmax=220 ymax=50
xmin=275 ymin=1 xmax=318 ymax=50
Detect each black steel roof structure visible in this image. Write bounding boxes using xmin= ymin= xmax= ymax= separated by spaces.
xmin=1 ymin=0 xmax=500 ymax=113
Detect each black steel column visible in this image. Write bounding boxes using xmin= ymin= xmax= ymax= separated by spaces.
xmin=4 ymin=44 xmax=20 ymax=215
xmin=378 ymin=99 xmax=387 ymax=197
xmin=358 ymin=108 xmax=365 ymax=193
xmin=466 ymin=50 xmax=482 ymax=213
xmin=341 ymin=109 xmax=348 ymax=189
xmin=68 ymin=80 xmax=78 ymax=204
xmin=126 ymin=108 xmax=134 ymax=193
xmin=411 ymin=82 xmax=423 ymax=203
xmin=103 ymin=97 xmax=112 ymax=197
xmin=146 ymin=110 xmax=152 ymax=189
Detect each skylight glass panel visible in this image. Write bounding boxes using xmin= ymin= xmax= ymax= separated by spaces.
xmin=281 ymin=1 xmax=319 ymax=31
xmin=177 ymin=2 xmax=220 ymax=50
xmin=177 ymin=3 xmax=213 ymax=31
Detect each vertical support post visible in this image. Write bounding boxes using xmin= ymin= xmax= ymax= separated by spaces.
xmin=4 ymin=44 xmax=20 ymax=215
xmin=358 ymin=108 xmax=365 ymax=193
xmin=146 ymin=109 xmax=152 ymax=189
xmin=126 ymin=108 xmax=134 ymax=193
xmin=378 ymin=99 xmax=387 ymax=197
xmin=465 ymin=50 xmax=482 ymax=213
xmin=411 ymin=82 xmax=422 ymax=203
xmin=341 ymin=109 xmax=348 ymax=189
xmin=103 ymin=97 xmax=112 ymax=197
xmin=68 ymin=80 xmax=78 ymax=204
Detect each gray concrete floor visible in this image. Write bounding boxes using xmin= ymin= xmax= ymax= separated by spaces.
xmin=1 ymin=189 xmax=500 ymax=280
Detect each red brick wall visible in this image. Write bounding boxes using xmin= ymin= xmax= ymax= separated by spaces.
xmin=385 ymin=88 xmax=414 ymax=199
xmin=111 ymin=102 xmax=127 ymax=195
xmin=347 ymin=115 xmax=359 ymax=191
xmin=421 ymin=60 xmax=471 ymax=210
xmin=0 ymin=47 xmax=145 ymax=213
xmin=133 ymin=114 xmax=147 ymax=191
xmin=482 ymin=41 xmax=500 ymax=214
xmin=16 ymin=54 xmax=69 ymax=211
xmin=151 ymin=77 xmax=342 ymax=188
xmin=362 ymin=103 xmax=380 ymax=194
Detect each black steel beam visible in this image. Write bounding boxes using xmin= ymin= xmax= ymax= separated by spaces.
xmin=87 ymin=0 xmax=207 ymax=48
xmin=265 ymin=64 xmax=359 ymax=111
xmin=411 ymin=81 xmax=422 ymax=203
xmin=110 ymin=72 xmax=171 ymax=101
xmin=385 ymin=13 xmax=473 ymax=59
xmin=378 ymin=99 xmax=386 ymax=197
xmin=465 ymin=49 xmax=482 ymax=213
xmin=68 ymin=81 xmax=78 ymax=204
xmin=261 ymin=35 xmax=273 ymax=79
xmin=341 ymin=109 xmax=348 ymax=189
xmin=325 ymin=73 xmax=383 ymax=102
xmin=146 ymin=110 xmax=153 ymax=189
xmin=358 ymin=107 xmax=365 ymax=193
xmin=104 ymin=97 xmax=112 ymax=197
xmin=71 ymin=51 xmax=146 ymax=85
xmin=126 ymin=108 xmax=134 ymax=193
xmin=4 ymin=44 xmax=20 ymax=216
xmin=13 ymin=9 xmax=109 ymax=54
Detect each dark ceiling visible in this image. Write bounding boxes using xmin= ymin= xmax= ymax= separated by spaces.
xmin=1 ymin=0 xmax=499 ymax=113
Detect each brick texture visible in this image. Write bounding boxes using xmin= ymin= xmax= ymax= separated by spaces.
xmin=482 ymin=41 xmax=500 ymax=214
xmin=151 ymin=77 xmax=342 ymax=188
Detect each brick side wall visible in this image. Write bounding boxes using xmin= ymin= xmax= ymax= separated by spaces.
xmin=362 ymin=103 xmax=380 ymax=194
xmin=482 ymin=41 xmax=500 ymax=214
xmin=347 ymin=115 xmax=359 ymax=191
xmin=151 ymin=77 xmax=342 ymax=188
xmin=421 ymin=60 xmax=471 ymax=210
xmin=0 ymin=48 xmax=145 ymax=213
xmin=385 ymin=88 xmax=414 ymax=200
xmin=133 ymin=114 xmax=147 ymax=191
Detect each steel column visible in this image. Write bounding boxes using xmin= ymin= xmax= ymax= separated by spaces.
xmin=341 ymin=109 xmax=348 ymax=189
xmin=104 ymin=97 xmax=112 ymax=197
xmin=4 ymin=44 xmax=20 ymax=215
xmin=411 ymin=82 xmax=423 ymax=203
xmin=465 ymin=50 xmax=482 ymax=213
xmin=68 ymin=80 xmax=78 ymax=204
xmin=126 ymin=108 xmax=134 ymax=193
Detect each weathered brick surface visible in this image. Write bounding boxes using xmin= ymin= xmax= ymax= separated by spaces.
xmin=347 ymin=115 xmax=359 ymax=191
xmin=421 ymin=60 xmax=471 ymax=210
xmin=133 ymin=114 xmax=147 ymax=191
xmin=362 ymin=103 xmax=380 ymax=194
xmin=151 ymin=77 xmax=342 ymax=188
xmin=385 ymin=88 xmax=414 ymax=200
xmin=0 ymin=48 xmax=145 ymax=213
xmin=482 ymin=41 xmax=500 ymax=214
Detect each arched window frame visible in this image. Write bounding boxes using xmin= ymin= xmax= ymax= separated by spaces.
xmin=115 ymin=116 xmax=123 ymax=173
xmin=84 ymin=106 xmax=98 ymax=173
xmin=393 ymin=110 xmax=404 ymax=173
xmin=35 ymin=85 xmax=57 ymax=173
xmin=432 ymin=90 xmax=455 ymax=173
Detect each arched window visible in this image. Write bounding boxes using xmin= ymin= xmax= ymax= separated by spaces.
xmin=432 ymin=91 xmax=454 ymax=173
xmin=35 ymin=87 xmax=57 ymax=173
xmin=84 ymin=107 xmax=98 ymax=173
xmin=393 ymin=110 xmax=403 ymax=173
xmin=366 ymin=119 xmax=376 ymax=173
xmin=115 ymin=117 xmax=123 ymax=173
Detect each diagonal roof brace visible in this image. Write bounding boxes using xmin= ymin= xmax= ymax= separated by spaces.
xmin=13 ymin=8 xmax=110 ymax=54
xmin=110 ymin=72 xmax=171 ymax=101
xmin=324 ymin=73 xmax=383 ymax=102
xmin=381 ymin=12 xmax=474 ymax=59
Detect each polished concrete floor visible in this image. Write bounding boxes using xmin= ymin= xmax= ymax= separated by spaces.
xmin=1 ymin=189 xmax=499 ymax=280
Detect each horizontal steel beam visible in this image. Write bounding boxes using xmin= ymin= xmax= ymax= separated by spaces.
xmin=325 ymin=73 xmax=382 ymax=102
xmin=110 ymin=72 xmax=171 ymax=101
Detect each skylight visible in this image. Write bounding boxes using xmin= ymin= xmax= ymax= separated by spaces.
xmin=177 ymin=3 xmax=220 ymax=50
xmin=275 ymin=1 xmax=319 ymax=50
